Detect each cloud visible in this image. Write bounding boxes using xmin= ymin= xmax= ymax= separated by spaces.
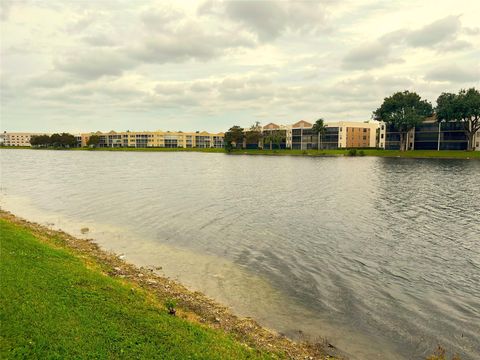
xmin=199 ymin=0 xmax=328 ymax=41
xmin=82 ymin=34 xmax=116 ymax=47
xmin=55 ymin=50 xmax=135 ymax=79
xmin=0 ymin=0 xmax=14 ymax=21
xmin=224 ymin=1 xmax=287 ymax=41
xmin=342 ymin=15 xmax=472 ymax=70
xmin=342 ymin=41 xmax=402 ymax=70
xmin=406 ymin=15 xmax=460 ymax=47
xmin=140 ymin=5 xmax=184 ymax=31
xmin=29 ymin=73 xmax=73 ymax=88
xmin=218 ymin=75 xmax=273 ymax=101
xmin=64 ymin=11 xmax=99 ymax=33
xmin=132 ymin=20 xmax=255 ymax=64
xmin=436 ymin=40 xmax=472 ymax=52
xmin=425 ymin=64 xmax=480 ymax=83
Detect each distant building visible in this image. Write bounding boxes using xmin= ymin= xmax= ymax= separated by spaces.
xmin=379 ymin=117 xmax=479 ymax=151
xmin=259 ymin=123 xmax=291 ymax=149
xmin=290 ymin=120 xmax=379 ymax=150
xmin=238 ymin=120 xmax=379 ymax=150
xmin=0 ymin=132 xmax=50 ymax=147
xmin=81 ymin=130 xmax=225 ymax=149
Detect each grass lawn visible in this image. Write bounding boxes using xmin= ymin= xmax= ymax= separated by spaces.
xmin=0 ymin=219 xmax=276 ymax=359
xmin=3 ymin=146 xmax=479 ymax=159
xmin=226 ymin=148 xmax=480 ymax=159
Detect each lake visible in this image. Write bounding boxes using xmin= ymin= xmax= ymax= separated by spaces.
xmin=1 ymin=149 xmax=479 ymax=359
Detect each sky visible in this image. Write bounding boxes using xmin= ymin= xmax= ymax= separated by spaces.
xmin=1 ymin=0 xmax=479 ymax=133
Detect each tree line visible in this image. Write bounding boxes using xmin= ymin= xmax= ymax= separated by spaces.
xmin=30 ymin=133 xmax=77 ymax=148
xmin=30 ymin=134 xmax=102 ymax=148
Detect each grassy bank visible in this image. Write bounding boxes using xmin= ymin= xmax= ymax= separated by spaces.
xmin=0 ymin=212 xmax=332 ymax=359
xmin=2 ymin=146 xmax=479 ymax=159
xmin=226 ymin=148 xmax=480 ymax=159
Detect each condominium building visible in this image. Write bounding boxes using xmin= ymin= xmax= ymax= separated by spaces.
xmin=237 ymin=120 xmax=379 ymax=150
xmin=379 ymin=117 xmax=479 ymax=151
xmin=258 ymin=123 xmax=291 ymax=149
xmin=0 ymin=132 xmax=50 ymax=147
xmin=81 ymin=130 xmax=225 ymax=149
xmin=290 ymin=120 xmax=380 ymax=150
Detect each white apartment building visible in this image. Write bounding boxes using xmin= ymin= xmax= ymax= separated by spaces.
xmin=0 ymin=132 xmax=49 ymax=147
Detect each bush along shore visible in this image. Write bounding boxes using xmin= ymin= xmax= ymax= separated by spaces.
xmin=0 ymin=210 xmax=337 ymax=360
xmin=2 ymin=146 xmax=480 ymax=159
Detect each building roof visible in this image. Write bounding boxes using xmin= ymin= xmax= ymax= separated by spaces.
xmin=291 ymin=120 xmax=312 ymax=128
xmin=263 ymin=122 xmax=280 ymax=130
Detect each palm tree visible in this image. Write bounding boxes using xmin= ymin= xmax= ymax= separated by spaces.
xmin=312 ymin=118 xmax=327 ymax=150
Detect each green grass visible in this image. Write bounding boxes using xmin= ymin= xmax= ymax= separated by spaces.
xmin=0 ymin=219 xmax=274 ymax=359
xmin=3 ymin=145 xmax=479 ymax=158
xmin=226 ymin=148 xmax=480 ymax=159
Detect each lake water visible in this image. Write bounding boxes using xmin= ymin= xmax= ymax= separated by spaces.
xmin=1 ymin=149 xmax=479 ymax=359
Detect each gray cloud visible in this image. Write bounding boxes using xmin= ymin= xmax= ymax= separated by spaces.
xmin=199 ymin=0 xmax=328 ymax=41
xmin=29 ymin=72 xmax=73 ymax=88
xmin=436 ymin=40 xmax=472 ymax=52
xmin=132 ymin=20 xmax=255 ymax=64
xmin=82 ymin=34 xmax=116 ymax=47
xmin=224 ymin=1 xmax=287 ymax=41
xmin=342 ymin=41 xmax=402 ymax=70
xmin=406 ymin=15 xmax=460 ymax=47
xmin=0 ymin=0 xmax=13 ymax=21
xmin=425 ymin=64 xmax=479 ymax=83
xmin=343 ymin=15 xmax=470 ymax=70
xmin=140 ymin=6 xmax=184 ymax=31
xmin=55 ymin=50 xmax=135 ymax=79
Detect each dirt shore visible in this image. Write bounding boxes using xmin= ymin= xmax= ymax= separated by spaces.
xmin=0 ymin=210 xmax=340 ymax=360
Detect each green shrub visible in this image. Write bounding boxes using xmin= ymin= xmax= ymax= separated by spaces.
xmin=348 ymin=149 xmax=357 ymax=156
xmin=165 ymin=298 xmax=177 ymax=315
xmin=358 ymin=150 xmax=365 ymax=156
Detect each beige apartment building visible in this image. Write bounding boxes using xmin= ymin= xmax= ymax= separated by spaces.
xmin=244 ymin=120 xmax=379 ymax=150
xmin=81 ymin=130 xmax=225 ymax=149
xmin=0 ymin=132 xmax=50 ymax=147
xmin=289 ymin=120 xmax=380 ymax=150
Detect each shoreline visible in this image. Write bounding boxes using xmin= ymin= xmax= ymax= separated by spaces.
xmin=0 ymin=209 xmax=339 ymax=360
xmin=1 ymin=146 xmax=479 ymax=160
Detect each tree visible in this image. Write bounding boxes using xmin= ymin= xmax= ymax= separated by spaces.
xmin=373 ymin=91 xmax=433 ymax=151
xmin=50 ymin=133 xmax=62 ymax=147
xmin=436 ymin=88 xmax=480 ymax=151
xmin=30 ymin=134 xmax=51 ymax=147
xmin=60 ymin=133 xmax=77 ymax=148
xmin=48 ymin=133 xmax=76 ymax=148
xmin=224 ymin=125 xmax=244 ymax=150
xmin=263 ymin=130 xmax=285 ymax=150
xmin=245 ymin=122 xmax=262 ymax=148
xmin=87 ymin=135 xmax=100 ymax=147
xmin=312 ymin=118 xmax=327 ymax=150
